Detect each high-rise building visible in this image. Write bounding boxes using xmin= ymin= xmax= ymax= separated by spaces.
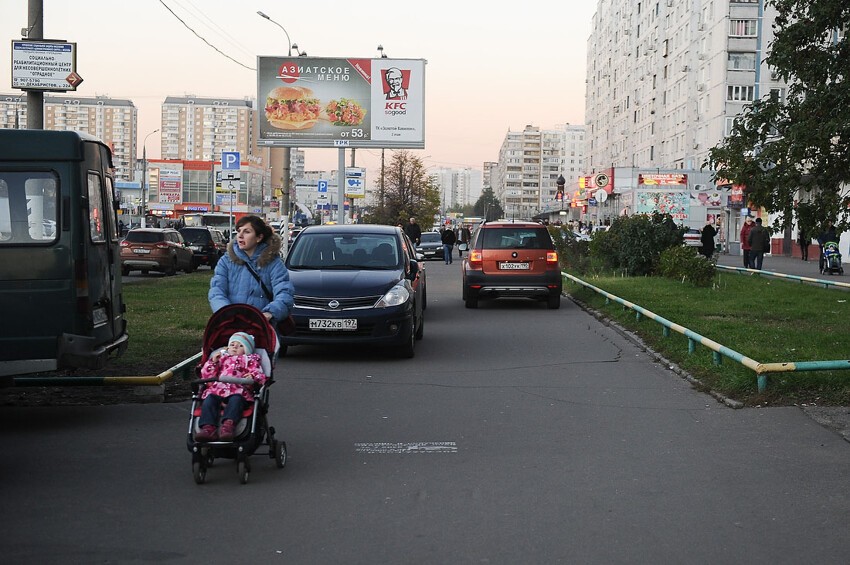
xmin=0 ymin=94 xmax=138 ymax=181
xmin=585 ymin=0 xmax=783 ymax=172
xmin=161 ymin=96 xmax=254 ymax=162
xmin=493 ymin=124 xmax=587 ymax=219
xmin=429 ymin=167 xmax=483 ymax=212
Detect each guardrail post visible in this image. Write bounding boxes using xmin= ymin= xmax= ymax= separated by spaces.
xmin=713 ymin=351 xmax=722 ymax=365
xmin=758 ymin=373 xmax=767 ymax=393
xmin=636 ymin=311 xmax=642 ymax=321
xmin=688 ymin=338 xmax=696 ymax=354
xmin=663 ymin=327 xmax=670 ymax=337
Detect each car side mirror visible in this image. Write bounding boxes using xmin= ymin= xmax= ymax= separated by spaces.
xmin=408 ymin=259 xmax=420 ymax=279
xmin=457 ymin=243 xmax=468 ymax=251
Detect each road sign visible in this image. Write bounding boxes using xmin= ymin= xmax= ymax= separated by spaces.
xmin=345 ymin=167 xmax=365 ymax=178
xmin=317 ymin=180 xmax=328 ymax=193
xmin=346 ymin=178 xmax=363 ymax=189
xmin=12 ymin=40 xmax=79 ymax=91
xmin=222 ymin=151 xmax=241 ymax=170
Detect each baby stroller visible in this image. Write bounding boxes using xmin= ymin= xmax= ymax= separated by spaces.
xmin=820 ymin=241 xmax=844 ymax=275
xmin=187 ymin=304 xmax=286 ymax=484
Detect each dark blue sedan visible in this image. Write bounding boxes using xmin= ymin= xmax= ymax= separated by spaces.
xmin=281 ymin=224 xmax=426 ymax=357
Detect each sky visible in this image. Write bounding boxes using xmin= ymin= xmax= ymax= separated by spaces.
xmin=0 ymin=0 xmax=597 ymax=176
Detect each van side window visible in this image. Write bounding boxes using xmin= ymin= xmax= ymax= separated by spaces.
xmin=0 ymin=172 xmax=59 ymax=244
xmin=87 ymin=173 xmax=105 ymax=243
xmin=104 ymin=176 xmax=119 ymax=243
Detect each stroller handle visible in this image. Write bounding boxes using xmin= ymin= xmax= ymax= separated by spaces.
xmin=218 ymin=376 xmax=256 ymax=386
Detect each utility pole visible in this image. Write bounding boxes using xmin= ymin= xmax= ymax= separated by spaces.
xmin=26 ymin=0 xmax=44 ymax=130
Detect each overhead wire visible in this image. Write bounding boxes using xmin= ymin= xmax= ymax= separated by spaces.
xmin=157 ymin=0 xmax=255 ymax=71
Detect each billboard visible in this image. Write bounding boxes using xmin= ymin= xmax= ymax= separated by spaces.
xmin=257 ymin=56 xmax=425 ymax=149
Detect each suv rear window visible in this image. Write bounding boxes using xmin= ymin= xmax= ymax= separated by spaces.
xmin=480 ymin=228 xmax=552 ymax=250
xmin=180 ymin=229 xmax=211 ymax=244
xmin=125 ymin=231 xmax=165 ymax=243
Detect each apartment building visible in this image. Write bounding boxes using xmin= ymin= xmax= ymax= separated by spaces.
xmin=585 ymin=0 xmax=781 ymax=172
xmin=1 ymin=94 xmax=137 ymax=181
xmin=160 ymin=96 xmax=254 ymax=162
xmin=430 ymin=167 xmax=483 ymax=212
xmin=493 ymin=124 xmax=587 ymax=220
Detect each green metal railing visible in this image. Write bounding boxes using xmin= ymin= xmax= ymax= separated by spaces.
xmin=716 ymin=265 xmax=850 ymax=290
xmin=564 ymin=273 xmax=850 ymax=392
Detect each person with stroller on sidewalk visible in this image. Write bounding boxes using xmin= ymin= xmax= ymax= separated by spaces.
xmin=747 ymin=217 xmax=770 ymax=270
xmin=700 ymin=221 xmax=717 ymax=260
xmin=817 ymin=222 xmax=840 ymax=274
xmin=195 ymin=332 xmax=267 ymax=441
xmin=740 ymin=216 xmax=754 ymax=268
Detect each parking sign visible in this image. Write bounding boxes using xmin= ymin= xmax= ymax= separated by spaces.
xmin=317 ymin=180 xmax=328 ymax=193
xmin=222 ymin=151 xmax=241 ymax=170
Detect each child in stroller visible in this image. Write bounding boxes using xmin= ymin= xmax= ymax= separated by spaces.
xmin=820 ymin=241 xmax=844 ymax=275
xmin=195 ymin=331 xmax=266 ymax=441
xmin=187 ymin=304 xmax=286 ymax=484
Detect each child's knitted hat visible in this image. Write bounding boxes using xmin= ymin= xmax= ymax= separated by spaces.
xmin=229 ymin=332 xmax=255 ymax=355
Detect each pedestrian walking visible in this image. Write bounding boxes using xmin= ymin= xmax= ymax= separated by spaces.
xmin=441 ymin=226 xmax=456 ymax=264
xmin=747 ymin=217 xmax=770 ymax=270
xmin=700 ymin=221 xmax=717 ymax=260
xmin=797 ymin=227 xmax=809 ymax=261
xmin=457 ymin=224 xmax=471 ymax=257
xmin=740 ymin=216 xmax=754 ymax=268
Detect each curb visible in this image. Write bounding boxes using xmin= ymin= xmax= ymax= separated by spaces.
xmin=566 ymin=293 xmax=744 ymax=409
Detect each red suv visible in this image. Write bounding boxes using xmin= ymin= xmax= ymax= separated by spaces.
xmin=462 ymin=221 xmax=562 ymax=309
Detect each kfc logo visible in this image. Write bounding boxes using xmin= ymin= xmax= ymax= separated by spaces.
xmin=382 ymin=67 xmax=410 ymax=100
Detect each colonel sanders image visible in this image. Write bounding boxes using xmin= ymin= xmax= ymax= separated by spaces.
xmin=384 ymin=67 xmax=408 ymax=100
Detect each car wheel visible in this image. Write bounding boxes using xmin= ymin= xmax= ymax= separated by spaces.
xmin=422 ymin=287 xmax=427 ymax=311
xmin=465 ymin=293 xmax=478 ymax=309
xmin=278 ymin=344 xmax=288 ymax=358
xmin=184 ymin=260 xmax=196 ymax=274
xmin=121 ymin=266 xmax=130 ymax=276
xmin=165 ymin=257 xmax=177 ymax=276
xmin=414 ymin=311 xmax=424 ymax=340
xmin=398 ymin=325 xmax=415 ymax=358
xmin=547 ymin=292 xmax=561 ymax=310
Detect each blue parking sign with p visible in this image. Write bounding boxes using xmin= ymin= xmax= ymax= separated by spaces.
xmin=222 ymin=151 xmax=240 ymax=170
xmin=317 ymin=180 xmax=328 ymax=193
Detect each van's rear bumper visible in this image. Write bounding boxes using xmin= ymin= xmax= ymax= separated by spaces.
xmin=0 ymin=332 xmax=129 ymax=378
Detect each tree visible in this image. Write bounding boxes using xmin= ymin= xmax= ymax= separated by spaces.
xmin=473 ymin=186 xmax=504 ymax=221
xmin=362 ymin=150 xmax=440 ymax=226
xmin=705 ymin=0 xmax=850 ymax=235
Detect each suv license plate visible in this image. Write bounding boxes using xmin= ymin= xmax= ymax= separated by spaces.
xmin=133 ymin=248 xmax=151 ymax=254
xmin=309 ymin=318 xmax=357 ymax=331
xmin=499 ymin=262 xmax=529 ymax=270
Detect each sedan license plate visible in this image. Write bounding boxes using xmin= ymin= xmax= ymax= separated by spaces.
xmin=133 ymin=248 xmax=151 ymax=254
xmin=499 ymin=262 xmax=529 ymax=270
xmin=309 ymin=318 xmax=357 ymax=331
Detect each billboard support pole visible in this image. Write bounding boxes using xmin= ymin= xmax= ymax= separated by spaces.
xmin=338 ymin=148 xmax=346 ymax=224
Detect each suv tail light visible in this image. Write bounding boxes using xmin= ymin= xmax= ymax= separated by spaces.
xmin=468 ymin=250 xmax=483 ymax=268
xmin=546 ymin=251 xmax=559 ymax=266
xmin=155 ymin=241 xmax=169 ymax=249
xmin=119 ymin=239 xmax=129 ymax=247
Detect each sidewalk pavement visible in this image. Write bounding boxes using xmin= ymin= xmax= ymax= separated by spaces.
xmin=716 ymin=250 xmax=838 ymax=280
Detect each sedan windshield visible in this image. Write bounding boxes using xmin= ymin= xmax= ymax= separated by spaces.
xmin=288 ymin=234 xmax=400 ymax=269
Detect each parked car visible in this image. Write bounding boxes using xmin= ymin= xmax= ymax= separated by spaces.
xmin=179 ymin=226 xmax=227 ymax=268
xmin=683 ymin=228 xmax=702 ymax=247
xmin=120 ymin=228 xmax=195 ymax=276
xmin=462 ymin=220 xmax=562 ymax=309
xmin=282 ymin=224 xmax=426 ymax=358
xmin=415 ymin=231 xmax=444 ymax=260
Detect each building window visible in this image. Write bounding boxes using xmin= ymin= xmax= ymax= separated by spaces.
xmin=727 ymin=85 xmax=755 ymax=101
xmin=724 ymin=116 xmax=738 ymax=137
xmin=728 ymin=52 xmax=756 ymax=70
xmin=729 ymin=20 xmax=757 ymax=37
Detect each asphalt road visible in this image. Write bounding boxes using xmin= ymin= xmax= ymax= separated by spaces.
xmin=2 ymin=258 xmax=849 ymax=564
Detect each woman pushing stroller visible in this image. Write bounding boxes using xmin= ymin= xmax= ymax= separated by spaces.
xmin=209 ymin=215 xmax=294 ymax=332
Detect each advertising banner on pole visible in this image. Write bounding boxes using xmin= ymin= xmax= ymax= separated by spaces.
xmin=256 ymin=56 xmax=425 ymax=149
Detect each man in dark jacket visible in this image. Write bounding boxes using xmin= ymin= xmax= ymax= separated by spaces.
xmin=747 ymin=217 xmax=770 ymax=270
xmin=440 ymin=226 xmax=457 ymax=264
xmin=700 ymin=222 xmax=717 ymax=259
xmin=404 ymin=217 xmax=422 ymax=245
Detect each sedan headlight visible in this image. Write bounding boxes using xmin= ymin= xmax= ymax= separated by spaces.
xmin=376 ymin=280 xmax=412 ymax=308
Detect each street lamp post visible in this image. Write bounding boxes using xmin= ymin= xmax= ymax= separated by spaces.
xmin=257 ymin=10 xmax=296 ymax=228
xmin=141 ymin=129 xmax=159 ymax=228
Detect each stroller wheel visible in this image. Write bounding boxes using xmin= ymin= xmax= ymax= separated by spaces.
xmin=237 ymin=460 xmax=250 ymax=484
xmin=274 ymin=439 xmax=287 ymax=469
xmin=192 ymin=461 xmax=207 ymax=485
